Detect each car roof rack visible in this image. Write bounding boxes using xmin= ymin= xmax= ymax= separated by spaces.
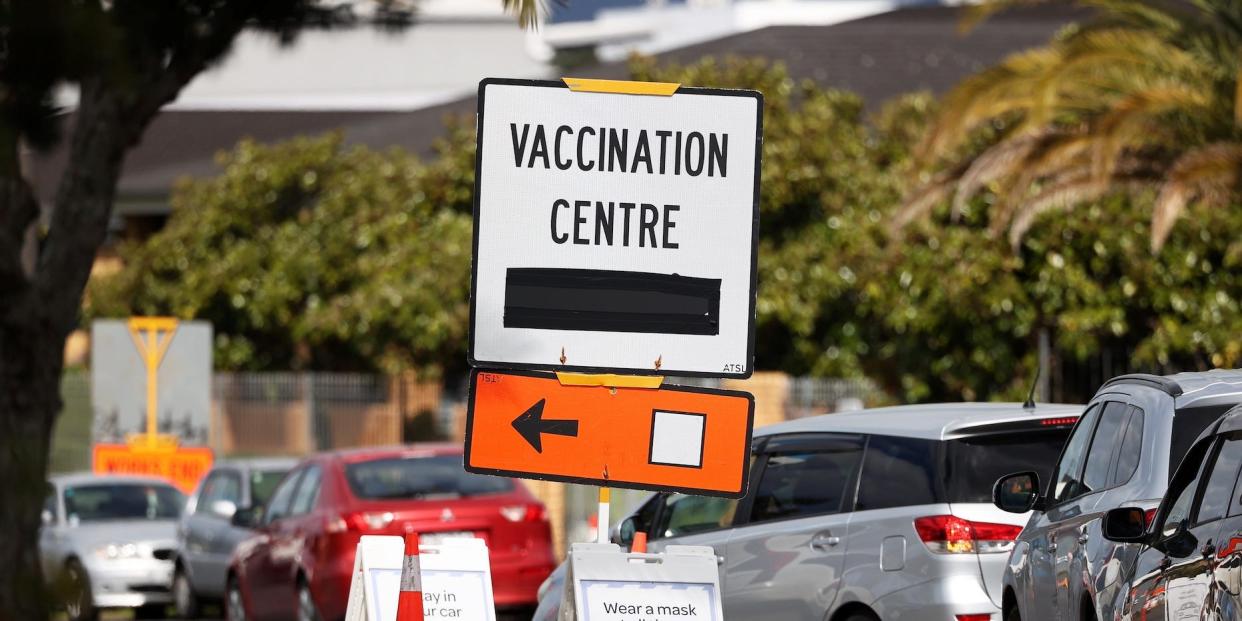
xmin=1100 ymin=373 xmax=1183 ymax=397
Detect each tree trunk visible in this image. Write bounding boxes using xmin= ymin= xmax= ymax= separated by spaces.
xmin=0 ymin=83 xmax=132 ymax=621
xmin=0 ymin=302 xmax=65 ymax=621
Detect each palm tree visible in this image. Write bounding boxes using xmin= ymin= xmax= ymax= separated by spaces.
xmin=895 ymin=0 xmax=1242 ymax=251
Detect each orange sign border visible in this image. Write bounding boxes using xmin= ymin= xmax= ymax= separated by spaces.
xmin=464 ymin=368 xmax=755 ymax=498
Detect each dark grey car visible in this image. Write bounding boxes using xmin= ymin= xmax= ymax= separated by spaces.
xmin=994 ymin=370 xmax=1242 ymax=621
xmin=173 ymin=458 xmax=295 ymax=618
xmin=1099 ymin=402 xmax=1242 ymax=621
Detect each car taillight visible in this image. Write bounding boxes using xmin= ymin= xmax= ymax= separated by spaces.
xmin=500 ymin=504 xmax=546 ymax=523
xmin=956 ymin=615 xmax=993 ymax=621
xmin=914 ymin=515 xmax=1022 ymax=554
xmin=1040 ymin=417 xmax=1078 ymax=426
xmin=326 ymin=511 xmax=394 ymax=533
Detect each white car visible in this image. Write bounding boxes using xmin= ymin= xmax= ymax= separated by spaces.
xmin=41 ymin=473 xmax=186 ymax=621
xmin=536 ymin=401 xmax=1082 ymax=620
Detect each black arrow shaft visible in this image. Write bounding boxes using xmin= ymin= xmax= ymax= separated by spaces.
xmin=539 ymin=419 xmax=578 ymax=437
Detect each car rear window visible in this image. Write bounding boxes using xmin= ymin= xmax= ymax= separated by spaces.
xmin=344 ymin=455 xmax=514 ymax=500
xmin=945 ymin=429 xmax=1074 ymax=503
xmin=63 ymin=483 xmax=185 ymax=522
xmin=250 ymin=469 xmax=288 ymax=507
xmin=1172 ymin=405 xmax=1236 ymax=480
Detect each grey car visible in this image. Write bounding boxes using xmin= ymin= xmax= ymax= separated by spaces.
xmin=993 ymin=370 xmax=1242 ymax=621
xmin=1096 ymin=402 xmax=1242 ymax=621
xmin=40 ymin=473 xmax=186 ymax=621
xmin=536 ymin=401 xmax=1083 ymax=620
xmin=173 ymin=458 xmax=296 ymax=618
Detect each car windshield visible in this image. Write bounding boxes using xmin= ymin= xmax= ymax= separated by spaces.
xmin=344 ymin=455 xmax=513 ymax=500
xmin=945 ymin=430 xmax=1073 ymax=503
xmin=250 ymin=469 xmax=289 ymax=507
xmin=63 ymin=482 xmax=185 ymax=522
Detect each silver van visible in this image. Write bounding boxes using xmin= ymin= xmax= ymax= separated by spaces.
xmin=992 ymin=370 xmax=1242 ymax=621
xmin=172 ymin=458 xmax=296 ymax=618
xmin=536 ymin=402 xmax=1082 ymax=620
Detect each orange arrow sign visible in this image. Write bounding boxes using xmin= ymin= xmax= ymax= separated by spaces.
xmin=465 ymin=369 xmax=754 ymax=498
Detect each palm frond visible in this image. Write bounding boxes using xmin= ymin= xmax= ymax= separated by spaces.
xmin=502 ymin=0 xmax=543 ymax=29
xmin=1152 ymin=143 xmax=1242 ymax=250
xmin=1089 ymin=81 xmax=1212 ymax=180
xmin=890 ymin=169 xmax=962 ymax=231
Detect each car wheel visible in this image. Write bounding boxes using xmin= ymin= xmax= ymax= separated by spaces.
xmin=174 ymin=566 xmax=202 ymax=619
xmin=226 ymin=577 xmax=247 ymax=621
xmin=1005 ymin=605 xmax=1021 ymax=621
xmin=297 ymin=581 xmax=322 ymax=621
xmin=63 ymin=560 xmax=97 ymax=621
xmin=135 ymin=604 xmax=168 ymax=619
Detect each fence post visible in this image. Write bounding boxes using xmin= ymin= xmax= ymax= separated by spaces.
xmin=303 ymin=373 xmax=316 ymax=453
xmin=1038 ymin=328 xmax=1052 ymax=403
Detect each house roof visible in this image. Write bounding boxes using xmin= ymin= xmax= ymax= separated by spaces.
xmin=29 ymin=4 xmax=1084 ymax=210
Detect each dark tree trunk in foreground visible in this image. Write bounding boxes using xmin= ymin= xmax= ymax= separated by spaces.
xmin=0 ymin=20 xmax=250 ymax=618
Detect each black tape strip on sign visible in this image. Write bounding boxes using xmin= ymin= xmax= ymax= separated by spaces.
xmin=503 ymin=267 xmax=721 ymax=335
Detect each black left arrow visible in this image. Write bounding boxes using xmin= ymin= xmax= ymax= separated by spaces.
xmin=511 ymin=399 xmax=579 ymax=453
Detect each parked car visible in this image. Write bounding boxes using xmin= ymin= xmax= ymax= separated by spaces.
xmin=1097 ymin=402 xmax=1242 ymax=621
xmin=534 ymin=401 xmax=1083 ymax=620
xmin=225 ymin=444 xmax=556 ymax=621
xmin=992 ymin=370 xmax=1242 ymax=621
xmin=40 ymin=473 xmax=187 ymax=621
xmin=174 ymin=457 xmax=297 ymax=617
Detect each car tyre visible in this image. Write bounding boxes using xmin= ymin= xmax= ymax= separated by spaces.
xmin=226 ymin=577 xmax=247 ymax=621
xmin=63 ymin=560 xmax=97 ymax=621
xmin=174 ymin=565 xmax=202 ymax=619
xmin=135 ymin=604 xmax=168 ymax=619
xmin=841 ymin=612 xmax=878 ymax=621
xmin=297 ymin=580 xmax=322 ymax=621
xmin=1005 ymin=606 xmax=1021 ymax=621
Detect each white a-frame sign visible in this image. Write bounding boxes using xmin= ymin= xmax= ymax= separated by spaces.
xmin=344 ymin=535 xmax=498 ymax=621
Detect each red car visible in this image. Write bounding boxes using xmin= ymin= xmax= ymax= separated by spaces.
xmin=225 ymin=444 xmax=555 ymax=621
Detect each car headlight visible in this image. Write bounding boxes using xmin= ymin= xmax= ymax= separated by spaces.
xmin=94 ymin=543 xmax=147 ymax=560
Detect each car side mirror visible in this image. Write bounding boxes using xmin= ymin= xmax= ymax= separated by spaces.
xmin=231 ymin=506 xmax=261 ymax=529
xmin=994 ymin=471 xmax=1042 ymax=513
xmin=210 ymin=500 xmax=238 ymax=520
xmin=1102 ymin=507 xmax=1150 ymax=543
xmin=615 ymin=517 xmax=637 ymax=546
xmin=1155 ymin=520 xmax=1199 ymax=558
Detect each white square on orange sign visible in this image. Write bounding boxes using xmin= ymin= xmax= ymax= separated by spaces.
xmin=649 ymin=411 xmax=705 ymax=468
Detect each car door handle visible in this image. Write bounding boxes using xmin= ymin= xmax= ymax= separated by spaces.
xmin=1078 ymin=531 xmax=1089 ymax=545
xmin=811 ymin=533 xmax=841 ymax=550
xmin=1202 ymin=541 xmax=1216 ymax=559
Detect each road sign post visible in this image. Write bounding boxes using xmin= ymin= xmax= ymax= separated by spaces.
xmin=126 ymin=316 xmax=179 ymax=447
xmin=469 ymin=78 xmax=763 ymax=378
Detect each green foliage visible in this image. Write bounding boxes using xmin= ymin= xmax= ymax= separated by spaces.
xmin=91 ymin=55 xmax=1242 ymax=402
xmin=88 ymin=129 xmax=477 ymax=374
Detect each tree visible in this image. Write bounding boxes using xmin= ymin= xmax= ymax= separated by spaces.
xmin=0 ymin=2 xmax=537 ymax=619
xmin=88 ymin=131 xmax=475 ymax=374
xmin=895 ymin=0 xmax=1242 ymax=251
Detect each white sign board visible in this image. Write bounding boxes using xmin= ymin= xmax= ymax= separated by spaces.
xmin=90 ymin=319 xmax=213 ymax=444
xmin=561 ymin=543 xmax=723 ymax=621
xmin=344 ymin=536 xmax=497 ymax=621
xmin=470 ymin=78 xmax=762 ymax=378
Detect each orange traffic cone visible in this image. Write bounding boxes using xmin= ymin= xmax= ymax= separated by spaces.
xmin=396 ymin=533 xmax=424 ymax=621
xmin=631 ymin=532 xmax=648 ymax=553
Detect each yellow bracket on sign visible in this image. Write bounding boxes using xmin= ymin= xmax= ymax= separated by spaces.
xmin=125 ymin=316 xmax=180 ymax=449
xmin=562 ymin=77 xmax=680 ymax=97
xmin=556 ymin=373 xmax=665 ymax=389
